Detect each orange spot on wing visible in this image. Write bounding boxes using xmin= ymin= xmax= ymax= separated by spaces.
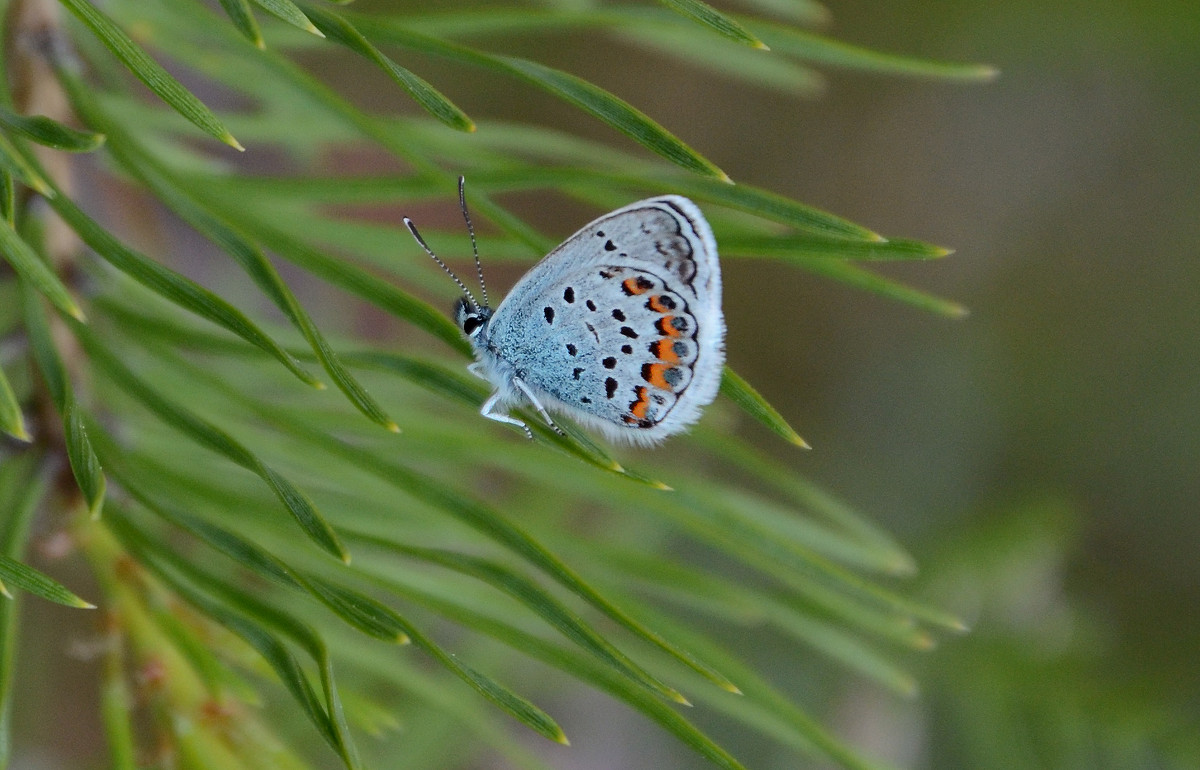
xmin=647 ymin=295 xmax=673 ymax=313
xmin=651 ymin=339 xmax=680 ymax=363
xmin=622 ymin=277 xmax=651 ymax=295
xmin=629 ymin=386 xmax=650 ymax=419
xmin=655 ymin=316 xmax=682 ymax=336
xmin=642 ymin=363 xmax=675 ymax=390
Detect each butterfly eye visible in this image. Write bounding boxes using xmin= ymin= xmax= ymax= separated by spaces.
xmin=462 ymin=316 xmax=483 ymax=335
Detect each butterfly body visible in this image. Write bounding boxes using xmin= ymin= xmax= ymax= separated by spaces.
xmin=457 ymin=195 xmax=724 ymax=445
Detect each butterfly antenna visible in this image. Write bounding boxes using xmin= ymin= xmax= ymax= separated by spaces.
xmin=403 ymin=216 xmax=479 ymax=309
xmin=458 ymin=175 xmax=489 ymax=308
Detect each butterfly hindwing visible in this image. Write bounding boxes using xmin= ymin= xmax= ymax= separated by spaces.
xmin=488 ymin=265 xmax=700 ymax=428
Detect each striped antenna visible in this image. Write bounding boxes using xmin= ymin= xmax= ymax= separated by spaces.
xmin=458 ymin=175 xmax=489 ymax=307
xmin=403 ymin=216 xmax=480 ymax=310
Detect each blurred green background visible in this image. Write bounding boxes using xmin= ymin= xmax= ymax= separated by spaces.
xmin=724 ymin=1 xmax=1200 ymax=766
xmin=12 ymin=0 xmax=1200 ymax=767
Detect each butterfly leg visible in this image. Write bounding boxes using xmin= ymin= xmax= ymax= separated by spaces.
xmin=513 ymin=378 xmax=567 ymax=437
xmin=479 ymin=390 xmax=533 ymax=439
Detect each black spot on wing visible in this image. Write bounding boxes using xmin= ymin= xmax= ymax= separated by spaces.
xmin=605 ymin=377 xmax=618 ymax=399
xmin=563 ymin=286 xmax=575 ymax=303
xmin=544 ymin=307 xmax=555 ymax=323
xmin=611 ymin=308 xmax=626 ymax=321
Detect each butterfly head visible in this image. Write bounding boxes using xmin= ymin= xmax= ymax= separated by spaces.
xmin=454 ymin=296 xmax=492 ymax=339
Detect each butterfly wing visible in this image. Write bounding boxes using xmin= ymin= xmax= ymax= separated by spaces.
xmin=486 ymin=196 xmax=724 ymax=444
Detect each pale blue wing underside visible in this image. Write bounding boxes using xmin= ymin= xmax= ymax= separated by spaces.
xmin=472 ymin=196 xmax=724 ymax=445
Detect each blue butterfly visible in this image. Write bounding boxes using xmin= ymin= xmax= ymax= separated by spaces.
xmin=406 ymin=179 xmax=724 ymax=445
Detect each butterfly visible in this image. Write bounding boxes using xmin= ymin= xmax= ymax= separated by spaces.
xmin=405 ymin=178 xmax=724 ymax=446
